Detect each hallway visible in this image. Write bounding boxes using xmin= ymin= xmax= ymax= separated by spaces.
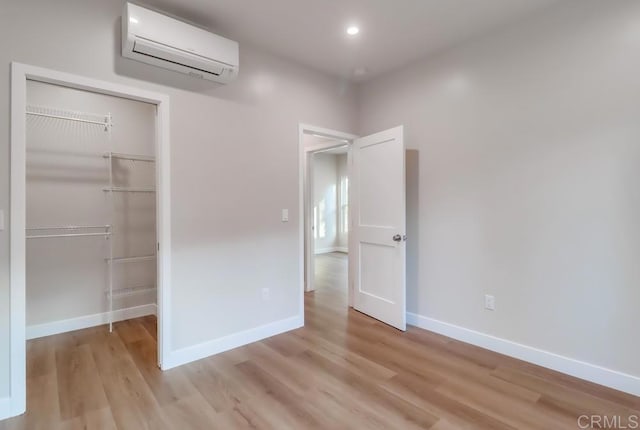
xmin=313 ymin=251 xmax=348 ymax=294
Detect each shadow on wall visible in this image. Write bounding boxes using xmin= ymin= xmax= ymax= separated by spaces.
xmin=406 ymin=149 xmax=420 ymax=314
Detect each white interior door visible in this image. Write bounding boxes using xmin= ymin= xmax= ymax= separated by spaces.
xmin=351 ymin=126 xmax=406 ymax=330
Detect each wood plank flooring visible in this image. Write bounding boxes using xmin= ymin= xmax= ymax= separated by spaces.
xmin=2 ymin=252 xmax=639 ymax=429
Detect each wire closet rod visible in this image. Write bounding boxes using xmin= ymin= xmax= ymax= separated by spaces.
xmin=26 ymin=225 xmax=111 ymax=231
xmin=103 ymin=187 xmax=155 ymax=193
xmin=26 ymin=232 xmax=112 ymax=239
xmin=103 ymin=152 xmax=155 ymax=162
xmin=107 ymin=255 xmax=156 ymax=264
xmin=26 ymin=225 xmax=111 ymax=239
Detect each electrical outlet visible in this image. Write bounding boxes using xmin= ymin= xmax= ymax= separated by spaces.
xmin=484 ymin=294 xmax=495 ymax=311
xmin=261 ymin=287 xmax=270 ymax=301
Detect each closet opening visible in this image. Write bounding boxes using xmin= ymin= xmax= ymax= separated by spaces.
xmin=25 ymin=80 xmax=158 ymax=338
xmin=10 ymin=63 xmax=171 ymax=416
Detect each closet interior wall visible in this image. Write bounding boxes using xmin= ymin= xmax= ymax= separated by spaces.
xmin=25 ymin=80 xmax=156 ymax=336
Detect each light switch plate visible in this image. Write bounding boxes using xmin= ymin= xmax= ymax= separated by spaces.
xmin=281 ymin=209 xmax=289 ymax=222
xmin=485 ymin=294 xmax=495 ymax=311
xmin=0 ymin=209 xmax=4 ymax=231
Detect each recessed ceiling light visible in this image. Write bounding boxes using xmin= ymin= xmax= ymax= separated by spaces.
xmin=346 ymin=26 xmax=359 ymax=36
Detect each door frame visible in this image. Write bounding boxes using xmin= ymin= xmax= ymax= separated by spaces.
xmin=9 ymin=62 xmax=172 ymax=418
xmin=298 ymin=124 xmax=358 ymax=314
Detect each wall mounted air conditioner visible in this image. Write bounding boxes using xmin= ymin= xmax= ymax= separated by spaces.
xmin=122 ymin=2 xmax=239 ymax=84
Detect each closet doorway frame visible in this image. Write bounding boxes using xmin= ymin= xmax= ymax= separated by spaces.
xmin=9 ymin=62 xmax=172 ymax=417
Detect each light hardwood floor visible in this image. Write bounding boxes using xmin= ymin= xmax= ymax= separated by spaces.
xmin=314 ymin=251 xmax=348 ymax=291
xmin=2 ymin=252 xmax=639 ymax=429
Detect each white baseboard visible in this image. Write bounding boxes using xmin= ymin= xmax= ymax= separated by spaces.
xmin=0 ymin=397 xmax=10 ymax=421
xmin=26 ymin=304 xmax=157 ymax=340
xmin=315 ymin=246 xmax=348 ymax=254
xmin=315 ymin=247 xmax=337 ymax=254
xmin=407 ymin=312 xmax=640 ymax=397
xmin=162 ymin=314 xmax=303 ymax=370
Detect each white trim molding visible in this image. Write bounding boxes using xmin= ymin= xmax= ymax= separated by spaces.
xmin=162 ymin=314 xmax=304 ymax=370
xmin=407 ymin=312 xmax=640 ymax=397
xmin=26 ymin=304 xmax=157 ymax=340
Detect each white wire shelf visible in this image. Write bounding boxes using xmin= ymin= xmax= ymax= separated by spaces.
xmin=106 ymin=285 xmax=157 ymax=298
xmin=27 ymin=232 xmax=111 ymax=239
xmin=26 ymin=225 xmax=112 ymax=239
xmin=107 ymin=255 xmax=156 ymax=264
xmin=26 ymin=225 xmax=111 ymax=230
xmin=102 ymin=187 xmax=155 ymax=193
xmin=104 ymin=152 xmax=155 ymax=162
xmin=26 ymin=105 xmax=112 ymax=131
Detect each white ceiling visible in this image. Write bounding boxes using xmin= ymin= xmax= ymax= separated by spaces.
xmin=141 ymin=0 xmax=562 ymax=81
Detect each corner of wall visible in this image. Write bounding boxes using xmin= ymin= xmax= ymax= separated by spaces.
xmin=353 ymin=80 xmax=366 ymax=137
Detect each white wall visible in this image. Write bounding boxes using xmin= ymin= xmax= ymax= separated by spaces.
xmin=359 ymin=0 xmax=640 ymax=378
xmin=25 ymin=81 xmax=156 ymax=330
xmin=313 ymin=153 xmax=338 ymax=253
xmin=0 ymin=0 xmax=357 ymax=398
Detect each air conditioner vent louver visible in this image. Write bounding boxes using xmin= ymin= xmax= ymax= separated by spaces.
xmin=132 ymin=40 xmax=222 ymax=77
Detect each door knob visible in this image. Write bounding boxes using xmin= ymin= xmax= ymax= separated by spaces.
xmin=393 ymin=234 xmax=402 ymax=242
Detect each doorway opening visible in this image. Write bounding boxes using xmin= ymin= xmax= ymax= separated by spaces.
xmin=298 ymin=123 xmax=407 ymax=332
xmin=9 ymin=63 xmax=171 ymax=417
xmin=24 ymin=79 xmax=157 ymax=340
xmin=299 ymin=125 xmax=357 ymax=311
xmin=310 ymin=144 xmax=349 ymax=301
